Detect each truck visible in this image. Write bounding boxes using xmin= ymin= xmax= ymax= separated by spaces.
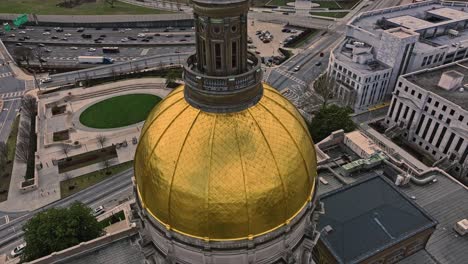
xmin=78 ymin=56 xmax=114 ymax=64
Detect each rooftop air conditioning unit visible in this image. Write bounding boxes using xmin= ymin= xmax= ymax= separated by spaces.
xmin=454 ymin=219 xmax=468 ymax=236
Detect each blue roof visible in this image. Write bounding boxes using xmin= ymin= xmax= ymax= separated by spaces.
xmin=319 ymin=175 xmax=437 ymax=264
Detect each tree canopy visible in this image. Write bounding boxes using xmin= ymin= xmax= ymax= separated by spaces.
xmin=308 ymin=104 xmax=356 ymax=142
xmin=22 ymin=202 xmax=103 ymax=262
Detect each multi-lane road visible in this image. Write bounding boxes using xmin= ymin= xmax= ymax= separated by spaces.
xmin=0 ymin=168 xmax=134 ymax=258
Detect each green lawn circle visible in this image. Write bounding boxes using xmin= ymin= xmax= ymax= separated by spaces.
xmin=79 ymin=94 xmax=161 ymax=129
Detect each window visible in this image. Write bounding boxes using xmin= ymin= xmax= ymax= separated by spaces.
xmin=424 ymin=106 xmax=429 ymax=111
xmin=415 ymin=114 xmax=426 ymax=135
xmin=435 ymin=126 xmax=447 ymax=148
xmin=438 ymin=114 xmax=443 ymax=120
xmin=231 ymin=25 xmax=237 ymax=33
xmin=446 ymin=118 xmax=451 ymax=125
xmin=421 ymin=118 xmax=432 ymax=138
xmin=428 ymin=55 xmax=433 ymax=64
xmin=422 ymin=56 xmax=428 ymax=66
xmin=231 ymin=41 xmax=237 ymax=68
xmin=435 ymin=101 xmax=439 ymax=107
xmin=398 ymin=82 xmax=402 ymax=87
xmin=443 ymin=133 xmax=456 ymax=154
xmin=450 ymin=109 xmax=455 ymax=115
xmin=455 ymin=138 xmax=464 ymax=152
xmin=411 ymin=90 xmax=415 ymax=95
xmin=459 ymin=115 xmax=465 ymax=122
xmin=428 ymin=97 xmax=432 ymax=103
xmin=215 ymin=43 xmax=222 ymax=70
xmin=404 ymin=86 xmax=408 ymax=92
xmin=418 ymin=93 xmax=422 ymax=99
xmin=442 ymin=105 xmax=447 ymax=111
xmin=431 ymin=110 xmax=436 ymax=116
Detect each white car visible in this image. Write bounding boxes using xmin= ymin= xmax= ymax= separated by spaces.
xmin=64 ymin=33 xmax=72 ymax=37
xmin=42 ymin=32 xmax=51 ymax=35
xmin=142 ymin=28 xmax=149 ymax=32
xmin=137 ymin=33 xmax=145 ymax=38
xmin=40 ymin=77 xmax=52 ymax=83
xmin=88 ymin=48 xmax=96 ymax=52
xmin=10 ymin=243 xmax=26 ymax=258
xmin=92 ymin=206 xmax=105 ymax=217
xmin=293 ymin=65 xmax=301 ymax=72
xmin=19 ymin=31 xmax=26 ymax=34
xmin=70 ymin=47 xmax=78 ymax=50
xmin=120 ymin=38 xmax=128 ymax=42
xmin=125 ymin=28 xmax=132 ymax=31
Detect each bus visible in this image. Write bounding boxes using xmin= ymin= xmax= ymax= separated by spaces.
xmin=102 ymin=47 xmax=120 ymax=53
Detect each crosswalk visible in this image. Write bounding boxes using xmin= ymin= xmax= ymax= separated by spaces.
xmin=42 ymin=56 xmax=142 ymax=62
xmin=274 ymin=68 xmax=307 ymax=86
xmin=0 ymin=91 xmax=25 ymax=99
xmin=0 ymin=72 xmax=12 ymax=79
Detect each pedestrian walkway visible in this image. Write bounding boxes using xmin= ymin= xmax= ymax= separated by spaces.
xmin=0 ymin=72 xmax=12 ymax=79
xmin=275 ymin=68 xmax=307 ymax=86
xmin=0 ymin=91 xmax=25 ymax=99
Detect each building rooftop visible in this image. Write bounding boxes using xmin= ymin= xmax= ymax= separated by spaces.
xmin=316 ymin=138 xmax=468 ymax=264
xmin=319 ymin=175 xmax=437 ymax=264
xmin=404 ymin=59 xmax=468 ymax=111
xmin=57 ymin=235 xmax=145 ymax=264
xmin=349 ymin=1 xmax=468 ymax=49
xmin=333 ymin=40 xmax=391 ymax=74
xmin=387 ymin=16 xmax=434 ymax=30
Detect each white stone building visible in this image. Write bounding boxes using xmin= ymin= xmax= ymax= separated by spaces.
xmin=384 ymin=59 xmax=468 ymax=184
xmin=329 ymin=0 xmax=468 ymax=112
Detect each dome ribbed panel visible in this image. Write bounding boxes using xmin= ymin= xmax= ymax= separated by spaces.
xmin=135 ymin=84 xmax=317 ymax=240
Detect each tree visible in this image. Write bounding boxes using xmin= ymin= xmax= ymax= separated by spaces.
xmin=165 ymin=69 xmax=179 ymax=88
xmin=13 ymin=47 xmax=34 ymax=67
xmin=61 ymin=144 xmax=71 ymax=159
xmin=308 ymin=104 xmax=356 ymax=142
xmin=32 ymin=47 xmax=45 ymax=67
xmin=15 ymin=141 xmax=30 ymax=163
xmin=21 ymin=95 xmax=37 ymax=119
xmin=102 ymin=158 xmax=114 ymax=174
xmin=313 ymin=74 xmax=335 ymax=108
xmin=0 ymin=141 xmax=8 ymax=164
xmin=96 ymin=134 xmax=107 ymax=149
xmin=22 ymin=202 xmax=103 ymax=262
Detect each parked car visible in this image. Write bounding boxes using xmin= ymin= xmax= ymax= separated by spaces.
xmin=76 ymin=27 xmax=84 ymax=32
xmin=19 ymin=31 xmax=26 ymax=34
xmin=38 ymin=43 xmax=45 ymax=47
xmin=293 ymin=65 xmax=301 ymax=72
xmin=15 ymin=43 xmax=22 ymax=46
xmin=10 ymin=243 xmax=26 ymax=258
xmin=61 ymin=37 xmax=68 ymax=41
xmin=88 ymin=48 xmax=96 ymax=52
xmin=120 ymin=38 xmax=128 ymax=42
xmin=100 ymin=34 xmax=106 ymax=38
xmin=44 ymin=48 xmax=52 ymax=53
xmin=65 ymin=33 xmax=72 ymax=37
xmin=315 ymin=61 xmax=322 ymax=66
xmin=70 ymin=47 xmax=78 ymax=50
xmin=51 ymin=36 xmax=58 ymax=39
xmin=92 ymin=206 xmax=105 ymax=217
xmin=42 ymin=32 xmax=51 ymax=35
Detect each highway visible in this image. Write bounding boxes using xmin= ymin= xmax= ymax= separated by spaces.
xmin=42 ymin=52 xmax=190 ymax=88
xmin=0 ymin=168 xmax=135 ymax=258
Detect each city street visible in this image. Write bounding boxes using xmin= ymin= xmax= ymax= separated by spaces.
xmin=0 ymin=168 xmax=134 ymax=257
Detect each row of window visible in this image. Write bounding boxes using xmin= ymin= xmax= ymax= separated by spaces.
xmin=421 ymin=52 xmax=444 ymax=67
xmin=200 ymin=40 xmax=239 ymax=70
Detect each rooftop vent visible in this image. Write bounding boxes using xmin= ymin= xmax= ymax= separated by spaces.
xmin=454 ymin=219 xmax=468 ymax=236
xmin=438 ymin=70 xmax=464 ymax=91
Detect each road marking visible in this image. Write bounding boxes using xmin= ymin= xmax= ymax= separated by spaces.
xmin=0 ymin=91 xmax=25 ymax=99
xmin=140 ymin=48 xmax=150 ymax=56
xmin=274 ymin=68 xmax=306 ymax=86
xmin=0 ymin=72 xmax=12 ymax=79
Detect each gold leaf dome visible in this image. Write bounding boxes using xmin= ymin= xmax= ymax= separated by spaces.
xmin=134 ymin=84 xmax=317 ymax=241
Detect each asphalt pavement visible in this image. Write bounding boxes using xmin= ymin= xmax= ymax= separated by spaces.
xmin=0 ymin=168 xmax=135 ymax=257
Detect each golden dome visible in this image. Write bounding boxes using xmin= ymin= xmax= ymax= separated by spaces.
xmin=134 ymin=84 xmax=317 ymax=241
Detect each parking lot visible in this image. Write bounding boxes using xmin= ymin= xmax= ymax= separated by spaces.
xmin=247 ymin=20 xmax=303 ymax=58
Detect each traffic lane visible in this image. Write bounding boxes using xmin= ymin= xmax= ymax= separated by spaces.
xmin=0 ymin=169 xmax=135 ymax=255
xmin=3 ymin=30 xmax=195 ymax=45
xmin=0 ymin=99 xmax=20 ymax=143
xmin=45 ymin=54 xmax=189 ymax=86
xmin=0 ymin=77 xmax=24 ymax=94
xmin=6 ymin=44 xmax=194 ymax=58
